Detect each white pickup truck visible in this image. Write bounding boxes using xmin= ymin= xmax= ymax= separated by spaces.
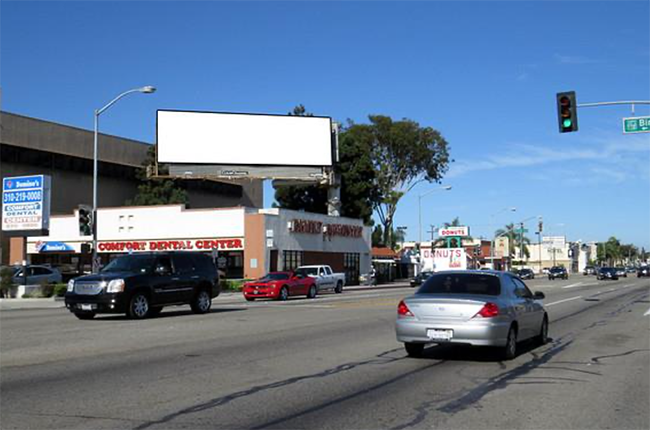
xmin=294 ymin=265 xmax=346 ymax=294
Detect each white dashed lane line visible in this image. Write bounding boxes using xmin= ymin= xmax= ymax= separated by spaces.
xmin=562 ymin=282 xmax=583 ymax=289
xmin=546 ymin=296 xmax=583 ymax=307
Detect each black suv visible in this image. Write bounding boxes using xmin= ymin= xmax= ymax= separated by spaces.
xmin=65 ymin=252 xmax=220 ymax=320
xmin=548 ymin=266 xmax=568 ymax=280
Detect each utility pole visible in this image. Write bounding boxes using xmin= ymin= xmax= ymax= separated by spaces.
xmin=427 ymin=225 xmax=436 ymax=242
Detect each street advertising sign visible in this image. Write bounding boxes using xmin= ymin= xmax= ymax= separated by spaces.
xmin=2 ymin=175 xmax=51 ymax=236
xmin=623 ymin=116 xmax=650 ymax=134
xmin=421 ymin=247 xmax=467 ymax=271
xmin=495 ymin=237 xmax=509 ymax=258
xmin=438 ymin=226 xmax=470 ymax=237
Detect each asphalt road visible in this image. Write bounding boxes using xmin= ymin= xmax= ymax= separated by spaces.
xmin=1 ymin=275 xmax=649 ymax=430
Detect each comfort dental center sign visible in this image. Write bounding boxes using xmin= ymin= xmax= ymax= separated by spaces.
xmin=97 ymin=238 xmax=244 ymax=253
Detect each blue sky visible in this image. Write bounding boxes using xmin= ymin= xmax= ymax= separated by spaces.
xmin=2 ymin=1 xmax=649 ymax=249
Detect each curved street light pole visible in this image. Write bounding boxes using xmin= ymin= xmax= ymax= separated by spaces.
xmin=92 ymin=86 xmax=156 ymax=273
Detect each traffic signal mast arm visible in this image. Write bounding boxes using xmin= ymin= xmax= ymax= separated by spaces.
xmin=577 ymin=100 xmax=650 ymax=119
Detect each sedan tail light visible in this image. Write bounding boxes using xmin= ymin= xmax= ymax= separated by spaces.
xmin=474 ymin=302 xmax=499 ymax=318
xmin=397 ymin=300 xmax=414 ymax=318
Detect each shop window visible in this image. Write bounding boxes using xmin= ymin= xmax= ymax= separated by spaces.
xmin=344 ymin=253 xmax=360 ymax=286
xmin=283 ymin=251 xmax=303 ymax=272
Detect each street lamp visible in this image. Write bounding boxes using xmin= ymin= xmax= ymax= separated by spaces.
xmin=418 ymin=185 xmax=452 ymax=244
xmin=489 ymin=207 xmax=516 ymax=270
xmin=92 ymin=86 xmax=156 ymax=273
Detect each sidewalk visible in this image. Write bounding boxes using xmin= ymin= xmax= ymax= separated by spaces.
xmin=0 ymin=280 xmax=412 ymax=311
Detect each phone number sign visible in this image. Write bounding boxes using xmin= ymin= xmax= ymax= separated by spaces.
xmin=2 ymin=175 xmax=51 ymax=235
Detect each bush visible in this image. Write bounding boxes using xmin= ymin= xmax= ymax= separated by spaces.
xmin=0 ymin=267 xmax=16 ymax=298
xmin=40 ymin=284 xmax=55 ymax=297
xmin=219 ymin=279 xmax=248 ymax=292
xmin=53 ymin=283 xmax=68 ymax=297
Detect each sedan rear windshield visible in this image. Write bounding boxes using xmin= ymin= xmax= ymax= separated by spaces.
xmin=419 ymin=274 xmax=501 ymax=296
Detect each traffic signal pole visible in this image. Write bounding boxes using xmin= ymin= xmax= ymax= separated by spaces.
xmin=577 ymin=100 xmax=650 ymax=115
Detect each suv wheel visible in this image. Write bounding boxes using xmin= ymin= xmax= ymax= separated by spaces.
xmin=191 ymin=289 xmax=212 ymax=314
xmin=128 ymin=292 xmax=150 ymax=319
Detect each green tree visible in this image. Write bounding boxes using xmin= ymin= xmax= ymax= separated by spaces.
xmin=597 ymin=237 xmax=622 ymax=265
xmin=127 ymin=146 xmax=189 ymax=206
xmin=372 ymin=225 xmax=384 ymax=247
xmin=274 ymin=106 xmax=378 ymax=223
xmin=355 ymin=115 xmax=450 ymax=246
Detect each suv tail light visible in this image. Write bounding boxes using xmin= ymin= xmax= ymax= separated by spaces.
xmin=474 ymin=302 xmax=499 ymax=318
xmin=397 ymin=300 xmax=414 ymax=318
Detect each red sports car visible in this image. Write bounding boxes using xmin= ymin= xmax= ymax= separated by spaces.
xmin=242 ymin=272 xmax=317 ymax=301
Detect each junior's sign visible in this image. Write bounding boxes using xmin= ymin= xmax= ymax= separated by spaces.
xmin=438 ymin=226 xmax=469 ymax=237
xmin=2 ymin=175 xmax=51 ymax=235
xmin=96 ymin=238 xmax=244 ymax=253
xmin=289 ymin=219 xmax=363 ymax=238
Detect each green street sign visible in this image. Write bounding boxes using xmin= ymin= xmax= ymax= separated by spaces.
xmin=514 ymin=228 xmax=528 ymax=234
xmin=623 ymin=116 xmax=650 ymax=134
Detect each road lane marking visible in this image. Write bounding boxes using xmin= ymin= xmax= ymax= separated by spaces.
xmin=546 ymin=296 xmax=582 ymax=307
xmin=562 ymin=282 xmax=584 ymax=289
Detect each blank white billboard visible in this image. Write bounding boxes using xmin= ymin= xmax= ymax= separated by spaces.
xmin=157 ymin=110 xmax=333 ymax=167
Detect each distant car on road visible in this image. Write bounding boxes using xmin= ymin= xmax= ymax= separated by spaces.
xmin=583 ymin=266 xmax=597 ymax=276
xmin=396 ymin=271 xmax=548 ymax=360
xmin=517 ymin=268 xmax=535 ymax=280
xmin=548 ymin=266 xmax=568 ymax=280
xmin=597 ymin=267 xmax=619 ymax=281
xmin=64 ymin=252 xmax=220 ymax=320
xmin=410 ymin=270 xmax=434 ymax=288
xmin=638 ymin=266 xmax=650 ymax=278
xmin=615 ymin=267 xmax=627 ymax=278
xmin=12 ymin=265 xmax=62 ymax=285
xmin=242 ymin=272 xmax=317 ymax=301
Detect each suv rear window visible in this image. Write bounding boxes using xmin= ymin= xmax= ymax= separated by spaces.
xmin=419 ymin=273 xmax=501 ymax=296
xmin=102 ymin=256 xmax=156 ymax=274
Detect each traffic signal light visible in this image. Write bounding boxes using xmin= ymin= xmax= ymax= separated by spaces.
xmin=556 ymin=91 xmax=578 ymax=133
xmin=78 ymin=205 xmax=93 ymax=236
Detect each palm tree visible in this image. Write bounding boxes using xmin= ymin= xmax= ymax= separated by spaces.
xmin=494 ymin=223 xmax=531 ymax=261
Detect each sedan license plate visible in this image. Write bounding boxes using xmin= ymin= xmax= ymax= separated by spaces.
xmin=427 ymin=329 xmax=453 ymax=341
xmin=80 ymin=304 xmax=95 ymax=311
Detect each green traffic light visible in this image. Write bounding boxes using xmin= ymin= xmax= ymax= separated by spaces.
xmin=563 ymin=118 xmax=573 ymax=128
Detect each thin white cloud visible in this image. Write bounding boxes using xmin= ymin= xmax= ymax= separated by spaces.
xmin=554 ymin=54 xmax=602 ymax=65
xmin=448 ymin=133 xmax=650 ymax=182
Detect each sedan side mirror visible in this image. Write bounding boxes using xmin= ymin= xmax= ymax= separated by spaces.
xmin=533 ymin=291 xmax=545 ymax=300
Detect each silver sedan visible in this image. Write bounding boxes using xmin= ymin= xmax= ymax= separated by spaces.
xmin=395 ymin=271 xmax=548 ymax=360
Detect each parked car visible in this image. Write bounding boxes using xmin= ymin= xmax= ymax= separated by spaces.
xmin=625 ymin=266 xmax=636 ymax=274
xmin=12 ymin=265 xmax=62 ymax=285
xmin=542 ymin=267 xmax=550 ymax=275
xmin=615 ymin=267 xmax=627 ymax=278
xmin=294 ymin=265 xmax=345 ymax=294
xmin=242 ymin=271 xmax=317 ymax=301
xmin=597 ymin=267 xmax=619 ymax=281
xmin=396 ymin=271 xmax=548 ymax=360
xmin=410 ymin=270 xmax=434 ymax=288
xmin=548 ymin=266 xmax=568 ymax=280
xmin=517 ymin=268 xmax=535 ymax=280
xmin=64 ymin=252 xmax=220 ymax=320
xmin=583 ymin=266 xmax=597 ymax=276
xmin=638 ymin=266 xmax=650 ymax=278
